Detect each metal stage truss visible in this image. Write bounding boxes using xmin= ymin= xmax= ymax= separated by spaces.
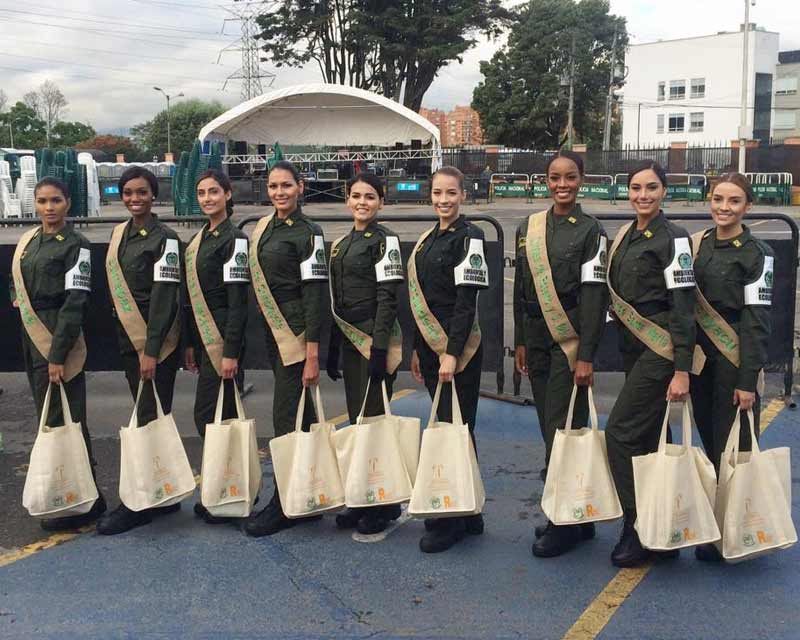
xmin=222 ymin=149 xmax=440 ymax=166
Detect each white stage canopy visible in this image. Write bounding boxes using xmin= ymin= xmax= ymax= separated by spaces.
xmin=198 ymin=84 xmax=441 ymax=156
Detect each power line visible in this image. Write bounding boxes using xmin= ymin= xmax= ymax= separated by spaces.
xmin=219 ymin=2 xmax=277 ymax=100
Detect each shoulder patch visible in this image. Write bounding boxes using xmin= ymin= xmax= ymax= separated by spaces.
xmin=454 ymin=238 xmax=489 ymax=288
xmin=375 ymin=235 xmax=404 ymax=282
xmin=744 ymin=255 xmax=774 ymax=306
xmin=663 ymin=237 xmax=695 ymax=289
xmin=65 ymin=247 xmax=92 ymax=292
xmin=153 ymin=238 xmax=181 ymax=283
xmin=224 ymin=237 xmax=251 ymax=283
xmin=581 ymin=235 xmax=607 ymax=284
xmin=300 ymin=234 xmax=328 ymax=281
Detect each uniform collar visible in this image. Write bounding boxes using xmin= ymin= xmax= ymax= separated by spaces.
xmin=353 ymin=219 xmax=379 ymax=236
xmin=39 ymin=223 xmax=71 ymax=241
xmin=713 ymin=225 xmax=751 ymax=248
xmin=129 ymin=213 xmax=158 ymax=235
xmin=633 ymin=210 xmax=666 ymax=237
xmin=436 ymin=214 xmax=466 ymax=236
xmin=205 ymin=217 xmax=231 ymax=238
xmin=274 ymin=205 xmax=302 ymax=226
xmin=548 ymin=203 xmax=582 ymax=225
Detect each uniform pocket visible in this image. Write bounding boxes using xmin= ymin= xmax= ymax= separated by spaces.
xmin=44 ymin=259 xmax=63 ymax=276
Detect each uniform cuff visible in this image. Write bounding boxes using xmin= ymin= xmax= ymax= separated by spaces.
xmin=223 ymin=341 xmax=242 ymax=359
xmin=446 ymin=339 xmax=466 ymax=357
xmin=577 ymin=343 xmax=596 ymax=363
xmin=673 ymin=350 xmax=692 ymax=372
xmin=144 ymin=339 xmax=162 ymax=358
xmin=737 ymin=368 xmax=759 ymax=393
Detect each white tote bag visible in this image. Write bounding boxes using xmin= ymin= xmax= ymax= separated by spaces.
xmin=270 ymin=385 xmax=345 ymax=518
xmin=541 ymin=386 xmax=622 ymax=525
xmin=119 ymin=381 xmax=196 ymax=512
xmin=200 ymin=382 xmax=262 ymax=518
xmin=408 ymin=381 xmax=485 ymax=518
xmin=333 ymin=380 xmax=418 ymax=508
xmin=715 ymin=409 xmax=796 ymax=562
xmin=633 ymin=401 xmax=720 ymax=551
xmin=22 ymin=383 xmax=98 ymax=518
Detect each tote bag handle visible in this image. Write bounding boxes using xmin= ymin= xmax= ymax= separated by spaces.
xmin=38 ymin=382 xmax=75 ymax=432
xmin=127 ymin=379 xmax=166 ymax=429
xmin=657 ymin=400 xmax=693 ymax=452
xmin=213 ymin=379 xmax=246 ymax=424
xmin=355 ymin=379 xmax=393 ymax=424
xmin=294 ymin=384 xmax=327 ymax=432
xmin=427 ymin=380 xmax=465 ymax=428
xmin=563 ymin=385 xmax=598 ymax=433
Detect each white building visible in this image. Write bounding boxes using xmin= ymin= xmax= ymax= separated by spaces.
xmin=620 ymin=27 xmax=780 ymax=148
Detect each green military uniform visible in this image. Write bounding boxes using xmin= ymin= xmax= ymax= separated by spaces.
xmin=414 ymin=215 xmax=488 ymax=437
xmin=114 ymin=215 xmax=181 ymax=423
xmin=186 ymin=218 xmax=249 ymax=437
xmin=15 ymin=225 xmax=94 ymax=464
xmin=605 ymin=212 xmax=697 ymax=512
xmin=690 ymin=226 xmax=773 ymax=471
xmin=513 ymin=205 xmax=609 ymax=466
xmin=256 ymin=206 xmax=324 ymax=437
xmin=330 ymin=221 xmax=403 ymax=423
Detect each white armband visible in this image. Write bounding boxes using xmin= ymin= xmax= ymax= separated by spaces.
xmin=454 ymin=238 xmax=489 ymax=287
xmin=224 ymin=237 xmax=251 ymax=283
xmin=153 ymin=238 xmax=181 ymax=283
xmin=663 ymin=237 xmax=695 ymax=289
xmin=581 ymin=235 xmax=607 ymax=284
xmin=300 ymin=235 xmax=328 ymax=281
xmin=375 ymin=235 xmax=404 ymax=282
xmin=65 ymin=247 xmax=91 ymax=292
xmin=744 ymin=255 xmax=774 ymax=306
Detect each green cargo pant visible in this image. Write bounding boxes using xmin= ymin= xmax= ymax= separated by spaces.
xmin=417 ymin=342 xmax=482 ymax=451
xmin=605 ymin=348 xmax=674 ymax=512
xmin=22 ymin=333 xmax=94 ymax=466
xmin=121 ymin=348 xmax=179 ymax=426
xmin=523 ymin=314 xmax=588 ymax=466
xmin=264 ymin=327 xmax=316 ymax=439
xmin=690 ymin=353 xmax=760 ymax=475
xmin=342 ymin=340 xmax=395 ymax=425
xmin=192 ymin=346 xmax=245 ymax=438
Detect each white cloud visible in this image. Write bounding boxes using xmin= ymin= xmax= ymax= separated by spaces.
xmin=0 ymin=0 xmax=798 ymax=130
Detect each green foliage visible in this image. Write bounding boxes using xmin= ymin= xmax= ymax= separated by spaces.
xmin=75 ymin=135 xmax=145 ymax=161
xmin=131 ymin=99 xmax=226 ymax=159
xmin=256 ymin=1 xmax=507 ymax=111
xmin=51 ymin=121 xmax=96 ymax=147
xmin=0 ymin=102 xmax=47 ymax=149
xmin=472 ymin=0 xmax=626 ymax=149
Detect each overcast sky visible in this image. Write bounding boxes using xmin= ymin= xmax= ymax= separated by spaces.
xmin=1 ymin=0 xmax=799 ymax=133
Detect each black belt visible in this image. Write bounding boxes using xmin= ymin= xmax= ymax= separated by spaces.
xmin=31 ymin=297 xmax=66 ymax=311
xmin=634 ymin=300 xmax=670 ymax=317
xmin=523 ymin=292 xmax=578 ymax=317
xmin=336 ymin=306 xmax=376 ymax=323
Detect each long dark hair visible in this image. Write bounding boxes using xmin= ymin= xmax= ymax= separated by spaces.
xmin=196 ymin=169 xmax=234 ymax=217
xmin=711 ymin=172 xmax=754 ymax=203
xmin=348 ymin=172 xmax=385 ymax=200
xmin=34 ymin=177 xmax=70 ymax=200
xmin=627 ymin=160 xmax=668 ymax=188
xmin=268 ymin=160 xmax=302 ymax=184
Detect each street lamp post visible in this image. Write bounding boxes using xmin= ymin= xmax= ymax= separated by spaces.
xmin=153 ymin=87 xmax=184 ymax=158
xmin=738 ymin=1 xmax=755 ymax=174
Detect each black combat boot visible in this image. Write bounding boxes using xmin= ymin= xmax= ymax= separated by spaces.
xmin=97 ymin=503 xmax=152 ymax=535
xmin=419 ymin=517 xmax=467 ymax=553
xmin=535 ymin=521 xmax=595 ymax=540
xmin=611 ymin=510 xmax=651 ymax=567
xmin=532 ymin=521 xmax=583 ymax=558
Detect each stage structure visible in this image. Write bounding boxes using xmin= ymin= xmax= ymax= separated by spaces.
xmin=198 ymin=84 xmax=442 ymax=201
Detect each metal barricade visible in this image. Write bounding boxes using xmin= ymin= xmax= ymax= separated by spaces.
xmin=489 ymin=173 xmax=529 ymax=202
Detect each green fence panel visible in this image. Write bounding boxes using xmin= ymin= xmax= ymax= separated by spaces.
xmin=492 ymin=183 xmax=528 ymax=197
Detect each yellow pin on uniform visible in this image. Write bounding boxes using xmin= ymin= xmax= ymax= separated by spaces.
xmin=212 ymin=230 xmax=219 ymax=237
xmin=644 ymin=230 xmax=653 ymax=238
xmin=285 ymin=218 xmax=294 ymax=226
xmin=568 ymin=216 xmax=577 ymax=224
xmin=55 ymin=234 xmax=64 ymax=242
xmin=518 ymin=237 xmax=526 ymax=249
xmin=364 ymin=231 xmax=372 ymax=238
xmin=733 ymin=239 xmax=742 ymax=247
xmin=139 ymin=228 xmax=148 ymax=237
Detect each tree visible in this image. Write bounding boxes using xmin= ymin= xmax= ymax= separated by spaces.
xmin=76 ymin=135 xmax=145 ymax=161
xmin=131 ymin=99 xmax=226 ymax=159
xmin=22 ymin=81 xmax=69 ymax=146
xmin=256 ymin=1 xmax=507 ymax=112
xmin=0 ymin=102 xmax=47 ymax=149
xmin=52 ymin=121 xmax=97 ymax=147
xmin=472 ymin=0 xmax=626 ymax=149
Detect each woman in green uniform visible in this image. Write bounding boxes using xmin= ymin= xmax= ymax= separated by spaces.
xmin=513 ymin=150 xmax=609 ymax=558
xmin=605 ymin=161 xmax=699 ymax=567
xmin=244 ymin=160 xmax=326 ymax=537
xmin=690 ymin=172 xmax=773 ymax=562
xmin=184 ymin=169 xmax=250 ymax=524
xmin=97 ymin=167 xmax=183 ymax=535
xmin=13 ymin=177 xmax=105 ymax=530
xmin=409 ymin=166 xmax=489 ymax=553
xmin=326 ymin=172 xmax=404 ymax=535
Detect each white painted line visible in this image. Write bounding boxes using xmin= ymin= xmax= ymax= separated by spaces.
xmin=749 ymin=220 xmax=769 ymax=227
xmin=351 ymin=505 xmax=413 ymax=543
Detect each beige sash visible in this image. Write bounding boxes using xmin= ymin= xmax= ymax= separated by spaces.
xmin=525 ymin=210 xmax=579 ymax=370
xmin=12 ymin=227 xmax=87 ymax=381
xmin=407 ymin=225 xmax=481 ymax=373
xmin=607 ymin=222 xmax=705 ymax=374
xmin=329 ymin=234 xmax=403 ymax=373
xmin=691 ymin=230 xmax=765 ymax=394
xmin=106 ymin=221 xmax=180 ymax=362
xmin=185 ymin=229 xmax=224 ymax=376
xmin=249 ymin=214 xmax=307 ymax=366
